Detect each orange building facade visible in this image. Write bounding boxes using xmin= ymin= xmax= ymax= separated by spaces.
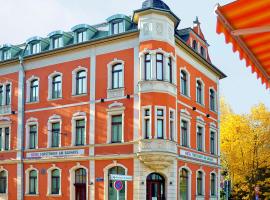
xmin=0 ymin=0 xmax=225 ymax=200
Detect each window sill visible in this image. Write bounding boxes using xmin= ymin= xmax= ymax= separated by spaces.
xmin=209 ymin=109 xmax=217 ymax=114
xmin=72 ymin=93 xmax=88 ymax=97
xmin=47 ymin=97 xmax=63 ymax=101
xmin=26 ymin=101 xmax=39 ymax=104
xmin=47 ymin=194 xmax=62 ymax=197
xmin=196 ymin=102 xmax=205 ymax=107
xmin=180 ymin=93 xmax=191 ymax=100
xmin=25 ymin=194 xmax=39 ymax=196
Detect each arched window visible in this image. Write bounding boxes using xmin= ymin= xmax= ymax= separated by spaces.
xmin=180 ymin=71 xmax=188 ymax=96
xmin=156 ymin=53 xmax=164 ymax=80
xmin=51 ymin=169 xmax=60 ymax=194
xmin=180 ymin=169 xmax=189 ymax=200
xmin=76 ymin=70 xmax=87 ymax=95
xmin=197 ymin=171 xmax=203 ymax=196
xmin=112 ymin=64 xmax=123 ymax=89
xmin=210 ymin=173 xmax=216 ymax=196
xmin=192 ymin=40 xmax=198 ymax=51
xmin=196 ymin=80 xmax=203 ymax=104
xmin=210 ymin=89 xmax=216 ymax=111
xmin=108 ymin=166 xmax=125 ymax=200
xmin=75 ymin=168 xmax=86 ymax=184
xmin=0 ymin=171 xmax=7 ymax=194
xmin=200 ymin=46 xmax=205 ymax=58
xmin=145 ymin=53 xmax=151 ymax=80
xmin=29 ymin=170 xmax=37 ymax=194
xmin=52 ymin=75 xmax=62 ymax=99
xmin=30 ymin=79 xmax=39 ymax=102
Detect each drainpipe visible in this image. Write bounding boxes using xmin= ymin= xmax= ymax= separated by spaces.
xmin=17 ymin=50 xmax=26 ymax=200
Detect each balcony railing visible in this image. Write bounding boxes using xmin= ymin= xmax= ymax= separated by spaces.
xmin=0 ymin=105 xmax=11 ymax=115
xmin=138 ymin=139 xmax=177 ymax=154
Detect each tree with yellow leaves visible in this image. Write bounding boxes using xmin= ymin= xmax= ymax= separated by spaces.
xmin=220 ymin=99 xmax=270 ymax=199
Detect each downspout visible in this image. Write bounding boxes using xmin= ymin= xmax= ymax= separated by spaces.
xmin=17 ymin=49 xmax=26 ymax=200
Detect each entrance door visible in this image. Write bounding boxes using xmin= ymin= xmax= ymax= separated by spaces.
xmin=146 ymin=173 xmax=165 ymax=200
xmin=75 ymin=168 xmax=87 ymax=200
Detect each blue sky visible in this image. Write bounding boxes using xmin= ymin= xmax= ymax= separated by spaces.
xmin=1 ymin=0 xmax=269 ymax=113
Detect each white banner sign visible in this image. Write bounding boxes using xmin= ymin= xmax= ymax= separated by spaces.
xmin=110 ymin=174 xmax=133 ymax=181
xmin=26 ymin=149 xmax=85 ymax=159
xmin=180 ymin=150 xmax=217 ymax=164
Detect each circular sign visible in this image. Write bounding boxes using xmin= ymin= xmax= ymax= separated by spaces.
xmin=114 ymin=180 xmax=123 ymax=191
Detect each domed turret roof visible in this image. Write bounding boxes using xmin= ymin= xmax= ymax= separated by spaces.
xmin=142 ymin=0 xmax=171 ymax=11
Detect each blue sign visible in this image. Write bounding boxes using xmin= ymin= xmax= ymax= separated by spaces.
xmin=114 ymin=180 xmax=123 ymax=191
xmin=96 ymin=177 xmax=104 ymax=182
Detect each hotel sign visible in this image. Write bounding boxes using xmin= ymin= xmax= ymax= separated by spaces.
xmin=26 ymin=149 xmax=85 ymax=159
xmin=180 ymin=150 xmax=217 ymax=164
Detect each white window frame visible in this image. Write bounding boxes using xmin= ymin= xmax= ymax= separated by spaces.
xmin=210 ymin=171 xmax=217 ymax=197
xmin=0 ymin=167 xmax=8 ymax=196
xmin=196 ymin=78 xmax=205 ymax=106
xmin=142 ymin=106 xmax=152 ymax=139
xmin=26 ymin=76 xmax=40 ymax=103
xmin=196 ymin=169 xmax=205 ymax=197
xmin=180 ymin=109 xmax=191 ymax=147
xmin=72 ymin=66 xmax=88 ymax=96
xmin=48 ymin=71 xmax=63 ymax=100
xmin=25 ymin=166 xmax=39 ymax=195
xmin=210 ymin=123 xmax=218 ymax=155
xmin=209 ymin=87 xmax=217 ymax=112
xmin=31 ymin=42 xmax=41 ymax=54
xmin=47 ymin=165 xmax=62 ymax=196
xmin=180 ymin=68 xmax=191 ymax=98
xmin=71 ymin=112 xmax=87 ymax=146
xmin=155 ymin=106 xmax=166 ymax=139
xmin=179 ymin=166 xmax=192 ymax=200
xmin=47 ymin=115 xmax=62 ymax=148
xmin=169 ymin=108 xmax=176 ymax=141
xmin=196 ymin=116 xmax=206 ymax=152
xmin=106 ymin=102 xmax=125 ymax=143
xmin=25 ymin=118 xmax=38 ymax=149
xmin=0 ymin=81 xmax=12 ymax=107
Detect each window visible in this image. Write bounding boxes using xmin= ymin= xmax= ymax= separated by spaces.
xmin=0 ymin=86 xmax=3 ymax=105
xmin=197 ymin=171 xmax=203 ymax=196
xmin=51 ymin=122 xmax=60 ymax=148
xmin=210 ymin=131 xmax=216 ymax=155
xmin=112 ymin=64 xmax=123 ymax=89
xmin=108 ymin=166 xmax=125 ymax=200
xmin=31 ymin=43 xmax=41 ymax=54
xmin=180 ymin=71 xmax=188 ymax=96
xmin=192 ymin=40 xmax=198 ymax=51
xmin=156 ymin=53 xmax=163 ymax=80
xmin=76 ymin=70 xmax=87 ymax=95
xmin=111 ymin=115 xmax=122 ymax=143
xmin=4 ymin=128 xmax=9 ymax=150
xmin=5 ymin=84 xmax=10 ymax=105
xmin=210 ymin=173 xmax=216 ymax=196
xmin=156 ymin=108 xmax=164 ymax=139
xmin=0 ymin=128 xmax=2 ymax=151
xmin=52 ymin=75 xmax=62 ymax=99
xmin=77 ymin=30 xmax=87 ymax=43
xmin=168 ymin=57 xmax=172 ymax=83
xmin=2 ymin=50 xmax=11 ymax=61
xmin=180 ymin=169 xmax=189 ymax=200
xmin=196 ymin=80 xmax=203 ymax=104
xmin=197 ymin=126 xmax=203 ymax=151
xmin=169 ymin=110 xmax=175 ymax=141
xmin=145 ymin=53 xmax=151 ymax=80
xmin=75 ymin=119 xmax=85 ymax=146
xmin=112 ymin=21 xmax=124 ymax=34
xmin=75 ymin=168 xmax=86 ymax=184
xmin=143 ymin=108 xmax=151 ymax=139
xmin=52 ymin=37 xmax=62 ymax=49
xmin=51 ymin=169 xmax=60 ymax=195
xmin=29 ymin=170 xmax=37 ymax=194
xmin=29 ymin=125 xmax=37 ymax=149
xmin=0 ymin=171 xmax=7 ymax=194
xmin=200 ymin=46 xmax=205 ymax=58
xmin=30 ymin=79 xmax=39 ymax=102
xmin=210 ymin=89 xmax=216 ymax=111
xmin=181 ymin=120 xmax=188 ymax=147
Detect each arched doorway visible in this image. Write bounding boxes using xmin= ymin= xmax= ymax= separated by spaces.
xmin=146 ymin=173 xmax=165 ymax=200
xmin=74 ymin=168 xmax=86 ymax=200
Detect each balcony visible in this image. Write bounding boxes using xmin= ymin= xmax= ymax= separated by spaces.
xmin=0 ymin=105 xmax=11 ymax=115
xmin=136 ymin=139 xmax=177 ymax=170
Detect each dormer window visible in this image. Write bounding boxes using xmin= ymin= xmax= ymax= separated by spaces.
xmin=77 ymin=30 xmax=87 ymax=43
xmin=2 ymin=50 xmax=11 ymax=61
xmin=112 ymin=20 xmax=124 ymax=34
xmin=192 ymin=40 xmax=198 ymax=52
xmin=200 ymin=46 xmax=205 ymax=58
xmin=31 ymin=42 xmax=41 ymax=54
xmin=52 ymin=36 xmax=63 ymax=49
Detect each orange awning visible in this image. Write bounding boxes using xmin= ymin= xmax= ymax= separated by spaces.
xmin=216 ymin=0 xmax=270 ymax=89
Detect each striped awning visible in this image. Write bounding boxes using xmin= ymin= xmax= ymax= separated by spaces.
xmin=216 ymin=0 xmax=270 ymax=89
